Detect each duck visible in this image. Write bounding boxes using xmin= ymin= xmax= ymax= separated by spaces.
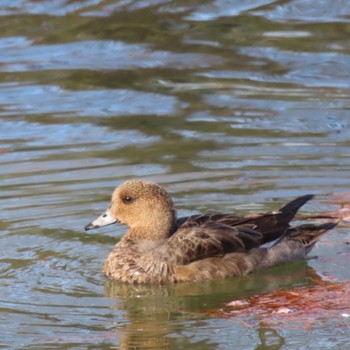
xmin=85 ymin=180 xmax=337 ymax=284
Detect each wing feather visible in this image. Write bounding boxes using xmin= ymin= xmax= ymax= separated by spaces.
xmin=165 ymin=222 xmax=263 ymax=265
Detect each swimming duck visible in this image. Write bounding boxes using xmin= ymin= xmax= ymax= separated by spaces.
xmin=85 ymin=180 xmax=336 ymax=284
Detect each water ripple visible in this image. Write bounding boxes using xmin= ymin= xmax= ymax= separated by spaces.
xmin=0 ymin=83 xmax=179 ymax=116
xmin=0 ymin=39 xmax=223 ymax=72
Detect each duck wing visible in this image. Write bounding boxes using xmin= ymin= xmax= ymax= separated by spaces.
xmin=175 ymin=194 xmax=314 ymax=244
xmin=165 ymin=221 xmax=263 ymax=265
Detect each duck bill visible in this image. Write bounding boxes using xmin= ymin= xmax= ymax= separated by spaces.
xmin=85 ymin=208 xmax=117 ymax=231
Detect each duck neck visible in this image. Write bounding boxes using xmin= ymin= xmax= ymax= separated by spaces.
xmin=125 ymin=210 xmax=177 ymax=241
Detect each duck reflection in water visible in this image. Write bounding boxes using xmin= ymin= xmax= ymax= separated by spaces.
xmin=104 ymin=263 xmax=322 ymax=350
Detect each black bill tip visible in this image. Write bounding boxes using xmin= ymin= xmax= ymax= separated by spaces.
xmin=84 ymin=222 xmax=99 ymax=231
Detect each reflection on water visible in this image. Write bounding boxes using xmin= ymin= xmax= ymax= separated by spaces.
xmin=104 ymin=263 xmax=315 ymax=350
xmin=1 ymin=0 xmax=350 ymax=349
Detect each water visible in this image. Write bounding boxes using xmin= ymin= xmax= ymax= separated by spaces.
xmin=1 ymin=1 xmax=350 ymax=349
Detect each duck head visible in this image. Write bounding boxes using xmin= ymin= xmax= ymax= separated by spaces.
xmin=85 ymin=180 xmax=177 ymax=239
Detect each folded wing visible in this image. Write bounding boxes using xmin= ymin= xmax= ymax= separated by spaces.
xmin=166 ymin=221 xmax=263 ymax=265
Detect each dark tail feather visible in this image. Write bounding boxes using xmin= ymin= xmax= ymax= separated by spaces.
xmin=259 ymin=194 xmax=315 ymax=244
xmin=279 ymin=194 xmax=314 ymax=215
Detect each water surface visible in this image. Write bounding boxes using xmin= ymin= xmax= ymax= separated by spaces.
xmin=1 ymin=0 xmax=350 ymax=349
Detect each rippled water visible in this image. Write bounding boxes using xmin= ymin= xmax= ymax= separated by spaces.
xmin=1 ymin=1 xmax=350 ymax=349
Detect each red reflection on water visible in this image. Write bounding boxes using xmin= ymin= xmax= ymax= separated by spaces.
xmin=206 ymin=276 xmax=350 ymax=330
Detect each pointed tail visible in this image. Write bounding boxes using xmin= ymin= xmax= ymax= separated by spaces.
xmin=258 ymin=194 xmax=315 ymax=244
xmin=276 ymin=222 xmax=338 ymax=253
xmin=258 ymin=222 xmax=338 ymax=270
xmin=279 ymin=194 xmax=314 ymax=216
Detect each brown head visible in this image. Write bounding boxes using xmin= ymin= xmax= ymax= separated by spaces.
xmin=85 ymin=180 xmax=177 ymax=240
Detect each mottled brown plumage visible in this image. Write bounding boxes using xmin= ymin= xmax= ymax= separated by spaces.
xmin=85 ymin=180 xmax=337 ymax=284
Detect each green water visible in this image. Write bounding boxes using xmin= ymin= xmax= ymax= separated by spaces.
xmin=1 ymin=1 xmax=350 ymax=349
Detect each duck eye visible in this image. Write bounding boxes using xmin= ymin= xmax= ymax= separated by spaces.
xmin=123 ymin=196 xmax=133 ymax=204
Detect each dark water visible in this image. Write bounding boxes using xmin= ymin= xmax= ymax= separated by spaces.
xmin=1 ymin=1 xmax=350 ymax=349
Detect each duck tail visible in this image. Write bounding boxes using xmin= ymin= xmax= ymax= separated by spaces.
xmin=278 ymin=194 xmax=314 ymax=216
xmin=274 ymin=222 xmax=337 ymax=250
xmin=257 ymin=222 xmax=338 ymax=270
xmin=257 ymin=194 xmax=315 ymax=244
